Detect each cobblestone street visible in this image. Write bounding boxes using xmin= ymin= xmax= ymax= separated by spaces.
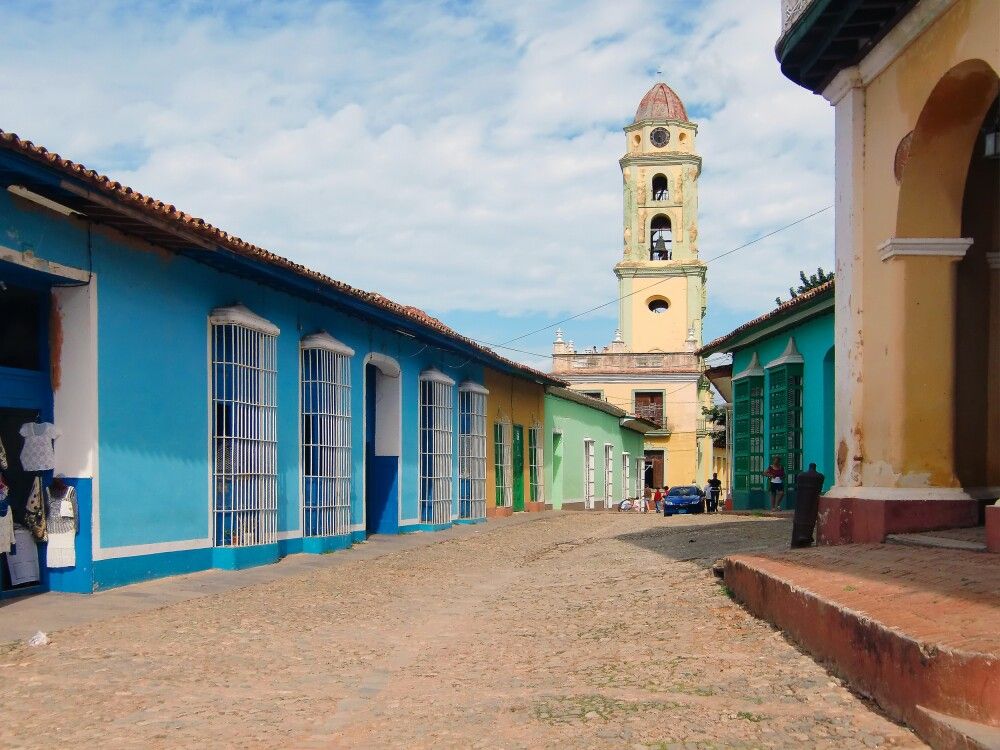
xmin=0 ymin=513 xmax=923 ymax=749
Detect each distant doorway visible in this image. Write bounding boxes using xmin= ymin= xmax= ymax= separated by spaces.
xmin=644 ymin=449 xmax=664 ymax=489
xmin=364 ymin=355 xmax=402 ymax=536
xmin=512 ymin=424 xmax=525 ymax=511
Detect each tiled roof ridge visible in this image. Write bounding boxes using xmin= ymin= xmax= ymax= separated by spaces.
xmin=698 ymin=278 xmax=834 ymax=355
xmin=0 ymin=129 xmax=561 ymax=386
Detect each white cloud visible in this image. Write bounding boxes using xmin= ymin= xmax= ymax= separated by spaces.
xmin=0 ymin=0 xmax=833 ymax=347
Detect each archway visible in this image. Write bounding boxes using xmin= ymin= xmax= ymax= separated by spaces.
xmin=892 ymin=59 xmax=999 ymax=489
xmin=364 ymin=353 xmax=402 ymax=535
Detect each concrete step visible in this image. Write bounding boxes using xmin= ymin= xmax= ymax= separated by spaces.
xmin=887 ymin=532 xmax=987 ymax=553
xmin=915 ymin=706 xmax=1000 ymax=750
xmin=722 ymin=548 xmax=999 ymax=749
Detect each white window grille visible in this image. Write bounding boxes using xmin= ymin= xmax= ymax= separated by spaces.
xmin=459 ymin=382 xmax=488 ymax=520
xmin=210 ymin=305 xmax=279 ymax=548
xmin=529 ymin=422 xmax=544 ymax=504
xmin=301 ymin=332 xmax=354 ymax=538
xmin=622 ymin=452 xmax=630 ymax=500
xmin=494 ymin=417 xmax=513 ymax=508
xmin=604 ymin=444 xmax=615 ymax=508
xmin=584 ymin=439 xmax=595 ymax=509
xmin=420 ymin=368 xmax=454 ymax=525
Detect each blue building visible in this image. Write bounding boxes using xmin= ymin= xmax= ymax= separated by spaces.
xmin=0 ymin=130 xmax=560 ymax=595
xmin=699 ymin=281 xmax=834 ymax=510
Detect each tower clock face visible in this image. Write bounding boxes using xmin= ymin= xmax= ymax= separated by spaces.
xmin=650 ymin=127 xmax=670 ymax=147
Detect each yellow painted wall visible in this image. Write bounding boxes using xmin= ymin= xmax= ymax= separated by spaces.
xmin=852 ymin=0 xmax=999 ymax=488
xmin=484 ymin=369 xmax=545 ymax=510
xmin=566 ymin=377 xmax=711 ymax=487
xmin=617 ymin=274 xmax=693 ymax=353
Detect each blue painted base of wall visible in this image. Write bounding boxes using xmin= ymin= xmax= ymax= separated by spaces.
xmin=212 ymin=543 xmax=280 ymax=571
xmin=302 ymin=535 xmax=352 ymax=554
xmin=94 ymin=547 xmax=212 ymax=591
xmin=453 ymin=517 xmax=486 ymax=525
xmin=350 ymin=530 xmax=366 ymax=544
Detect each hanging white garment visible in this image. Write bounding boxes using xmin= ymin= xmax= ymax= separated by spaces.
xmin=0 ymin=506 xmax=13 ymax=555
xmin=45 ymin=485 xmax=77 ymax=569
xmin=7 ymin=525 xmax=40 ymax=585
xmin=19 ymin=422 xmax=61 ymax=472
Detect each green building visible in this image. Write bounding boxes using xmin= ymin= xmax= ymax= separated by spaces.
xmin=544 ymin=387 xmax=651 ymax=510
xmin=700 ymin=281 xmax=834 ymax=510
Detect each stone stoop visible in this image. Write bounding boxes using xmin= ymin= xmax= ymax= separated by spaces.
xmin=915 ymin=706 xmax=1000 ymax=750
xmin=722 ymin=549 xmax=1000 ymax=749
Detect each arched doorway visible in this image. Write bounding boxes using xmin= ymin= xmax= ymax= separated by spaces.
xmin=893 ymin=58 xmax=999 ymax=491
xmin=364 ymin=353 xmax=402 ymax=535
xmin=955 ymin=93 xmax=999 ymax=489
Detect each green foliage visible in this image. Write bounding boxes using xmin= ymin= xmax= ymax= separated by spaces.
xmin=775 ymin=267 xmax=834 ymax=306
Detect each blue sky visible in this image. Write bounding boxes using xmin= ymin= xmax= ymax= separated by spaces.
xmin=0 ymin=0 xmax=834 ymax=369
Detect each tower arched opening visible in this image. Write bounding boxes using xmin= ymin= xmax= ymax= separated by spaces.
xmin=650 ymin=215 xmax=672 ymax=260
xmin=652 ymin=174 xmax=669 ymax=201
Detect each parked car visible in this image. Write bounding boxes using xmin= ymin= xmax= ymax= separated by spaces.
xmin=662 ymin=485 xmax=705 ymax=516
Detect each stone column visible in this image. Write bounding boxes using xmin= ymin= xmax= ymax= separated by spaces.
xmin=823 ymin=67 xmax=865 ymax=490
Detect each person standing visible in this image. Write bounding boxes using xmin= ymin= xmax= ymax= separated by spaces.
xmin=653 ymin=486 xmax=663 ymax=514
xmin=764 ymin=457 xmax=785 ymax=511
xmin=707 ymin=473 xmax=722 ymax=512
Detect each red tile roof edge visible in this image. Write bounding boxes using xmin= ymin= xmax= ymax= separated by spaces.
xmin=0 ymin=129 xmax=563 ymax=387
xmin=697 ymin=279 xmax=834 ymax=355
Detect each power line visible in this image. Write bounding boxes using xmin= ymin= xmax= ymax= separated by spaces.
xmin=482 ymin=204 xmax=832 ymax=354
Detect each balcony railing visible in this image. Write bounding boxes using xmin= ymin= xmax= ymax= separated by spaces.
xmin=552 ymin=351 xmax=701 ymax=374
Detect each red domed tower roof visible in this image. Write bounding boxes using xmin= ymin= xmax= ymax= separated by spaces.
xmin=633 ymin=82 xmax=688 ymax=123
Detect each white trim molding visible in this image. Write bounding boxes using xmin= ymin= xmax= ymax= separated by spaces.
xmin=419 ymin=367 xmax=456 ymax=386
xmin=458 ymin=380 xmax=489 ymax=395
xmin=0 ymin=243 xmax=91 ymax=282
xmin=208 ymin=304 xmax=279 ymax=336
xmin=92 ymin=537 xmax=211 ymax=561
xmin=878 ymin=237 xmax=973 ymax=263
xmin=367 ymin=352 xmax=401 ymax=378
xmin=301 ymin=331 xmax=355 ymax=357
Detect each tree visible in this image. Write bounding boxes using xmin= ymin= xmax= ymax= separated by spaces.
xmin=775 ymin=267 xmax=834 ymax=306
xmin=702 ymin=404 xmax=727 ymax=448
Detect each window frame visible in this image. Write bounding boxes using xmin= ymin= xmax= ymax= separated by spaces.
xmin=494 ymin=417 xmax=513 ymax=508
xmin=458 ymin=382 xmax=489 ymax=520
xmin=419 ymin=368 xmax=455 ymax=526
xmin=584 ymin=438 xmax=596 ymax=509
xmin=528 ymin=421 xmax=544 ymax=504
xmin=300 ymin=332 xmax=354 ymax=538
xmin=209 ymin=305 xmax=279 ymax=549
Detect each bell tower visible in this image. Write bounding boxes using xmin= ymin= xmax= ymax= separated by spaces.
xmin=616 ymin=82 xmax=706 ymax=353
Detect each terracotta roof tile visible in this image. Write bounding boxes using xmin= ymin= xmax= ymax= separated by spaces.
xmin=0 ymin=129 xmax=562 ymax=386
xmin=634 ymin=82 xmax=688 ymax=123
xmin=698 ymin=279 xmax=834 ymax=355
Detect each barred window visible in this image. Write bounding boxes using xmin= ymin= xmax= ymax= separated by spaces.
xmin=210 ymin=305 xmax=278 ymax=548
xmin=459 ymin=382 xmax=489 ymax=520
xmin=733 ymin=375 xmax=764 ymax=494
xmin=768 ymin=364 xmax=804 ymax=479
xmin=494 ymin=417 xmax=513 ymax=507
xmin=622 ymin=452 xmax=630 ymax=500
xmin=420 ymin=369 xmax=454 ymax=526
xmin=584 ymin=439 xmax=596 ymax=509
xmin=528 ymin=422 xmax=544 ymax=504
xmin=604 ymin=444 xmax=615 ymax=508
xmin=301 ymin=332 xmax=354 ymax=538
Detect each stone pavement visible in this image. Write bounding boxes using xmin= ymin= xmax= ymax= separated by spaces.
xmin=0 ymin=513 xmax=540 ymax=644
xmin=0 ymin=513 xmax=924 ymax=749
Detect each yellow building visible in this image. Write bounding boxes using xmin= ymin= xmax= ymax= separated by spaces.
xmin=484 ymin=367 xmax=548 ymax=516
xmin=777 ymin=0 xmax=999 ymax=543
xmin=552 ymin=82 xmax=712 ymax=491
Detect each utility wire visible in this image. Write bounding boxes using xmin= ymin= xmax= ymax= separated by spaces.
xmin=483 ymin=204 xmax=832 ymax=353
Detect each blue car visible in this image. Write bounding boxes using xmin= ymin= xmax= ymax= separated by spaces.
xmin=662 ymin=485 xmax=705 ymax=516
